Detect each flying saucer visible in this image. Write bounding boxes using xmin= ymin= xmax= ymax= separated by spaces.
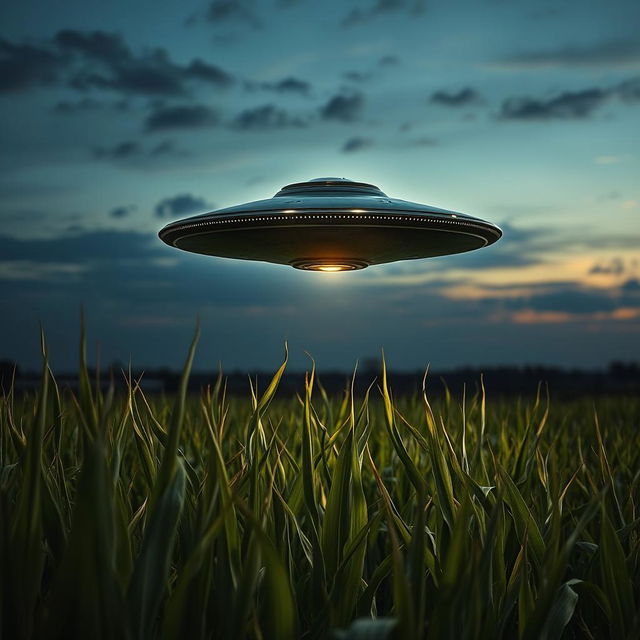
xmin=158 ymin=178 xmax=502 ymax=271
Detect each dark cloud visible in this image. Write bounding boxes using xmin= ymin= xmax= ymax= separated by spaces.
xmin=342 ymin=137 xmax=373 ymax=153
xmin=202 ymin=0 xmax=261 ymax=28
xmin=149 ymin=140 xmax=183 ymax=156
xmin=505 ymin=288 xmax=619 ymax=315
xmin=622 ymin=278 xmax=640 ymax=293
xmin=185 ymin=59 xmax=234 ymax=87
xmin=231 ymin=104 xmax=306 ymax=130
xmin=430 ymin=87 xmax=481 ymax=107
xmin=498 ymin=38 xmax=640 ymax=69
xmin=55 ymin=29 xmax=128 ymax=63
xmin=343 ymin=71 xmax=372 ymax=83
xmin=53 ymin=98 xmax=103 ymax=113
xmin=93 ymin=141 xmax=141 ymax=160
xmin=343 ymin=57 xmax=399 ymax=86
xmin=56 ymin=30 xmax=187 ymax=96
xmin=617 ymin=77 xmax=640 ymax=103
xmin=320 ymin=92 xmax=364 ymax=122
xmin=379 ymin=55 xmax=399 ymax=66
xmin=342 ymin=0 xmax=426 ymax=27
xmin=144 ymin=104 xmax=219 ymax=132
xmin=590 ymin=258 xmax=625 ymax=275
xmin=445 ymin=279 xmax=640 ymax=319
xmin=1 ymin=31 xmax=235 ymax=97
xmin=154 ymin=194 xmax=213 ymax=218
xmin=500 ymin=88 xmax=609 ymax=120
xmin=70 ymin=56 xmax=186 ymax=96
xmin=93 ymin=138 xmax=185 ymax=161
xmin=0 ymin=230 xmax=162 ymax=263
xmin=0 ymin=38 xmax=62 ymax=93
xmin=52 ymin=98 xmax=130 ymax=114
xmin=109 ymin=205 xmax=136 ymax=219
xmin=0 ymin=230 xmax=317 ymax=346
xmin=404 ymin=136 xmax=438 ymax=147
xmin=260 ymin=76 xmax=311 ymax=95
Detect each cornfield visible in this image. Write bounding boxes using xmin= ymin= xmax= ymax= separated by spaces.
xmin=1 ymin=326 xmax=639 ymax=639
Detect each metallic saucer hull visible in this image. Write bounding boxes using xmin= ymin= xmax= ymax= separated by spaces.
xmin=158 ymin=178 xmax=502 ymax=270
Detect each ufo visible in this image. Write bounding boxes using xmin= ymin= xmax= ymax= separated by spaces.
xmin=158 ymin=178 xmax=502 ymax=271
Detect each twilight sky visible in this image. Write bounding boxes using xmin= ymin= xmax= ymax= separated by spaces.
xmin=1 ymin=0 xmax=639 ymax=372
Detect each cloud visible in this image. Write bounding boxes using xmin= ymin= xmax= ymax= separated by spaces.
xmin=1 ymin=30 xmax=235 ymax=97
xmin=93 ymin=140 xmax=141 ymax=159
xmin=109 ymin=205 xmax=136 ymax=219
xmin=320 ymin=92 xmax=364 ymax=122
xmin=144 ymin=104 xmax=219 ymax=132
xmin=589 ymin=258 xmax=635 ymax=276
xmin=52 ymin=98 xmax=130 ymax=114
xmin=54 ymin=29 xmax=128 ymax=63
xmin=149 ymin=140 xmax=184 ymax=156
xmin=0 ymin=38 xmax=62 ymax=93
xmin=53 ymin=98 xmax=103 ymax=113
xmin=497 ymin=38 xmax=640 ymax=69
xmin=497 ymin=77 xmax=640 ymax=121
xmin=342 ymin=137 xmax=373 ymax=153
xmin=594 ymin=155 xmax=625 ymax=165
xmin=230 ymin=104 xmax=306 ymax=130
xmin=342 ymin=0 xmax=426 ymax=27
xmin=441 ymin=279 xmax=640 ymax=324
xmin=379 ymin=55 xmax=399 ymax=66
xmin=617 ymin=76 xmax=640 ymax=103
xmin=57 ymin=30 xmax=188 ymax=96
xmin=154 ymin=194 xmax=213 ymax=218
xmin=406 ymin=136 xmax=438 ymax=147
xmin=0 ymin=230 xmax=163 ymax=263
xmin=499 ymin=88 xmax=610 ymax=120
xmin=257 ymin=76 xmax=311 ymax=95
xmin=185 ymin=59 xmax=234 ymax=87
xmin=622 ymin=278 xmax=640 ymax=293
xmin=342 ymin=57 xmax=400 ymax=86
xmin=343 ymin=71 xmax=372 ymax=83
xmin=508 ymin=288 xmax=618 ymax=315
xmin=93 ymin=138 xmax=185 ymax=161
xmin=0 ymin=230 xmax=313 ymax=316
xmin=203 ymin=0 xmax=261 ymax=28
xmin=430 ymin=87 xmax=481 ymax=107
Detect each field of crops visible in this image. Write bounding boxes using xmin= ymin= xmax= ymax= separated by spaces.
xmin=2 ymin=329 xmax=639 ymax=639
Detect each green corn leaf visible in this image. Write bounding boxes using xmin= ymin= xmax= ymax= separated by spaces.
xmin=127 ymin=459 xmax=186 ymax=640
xmin=539 ymin=580 xmax=580 ymax=640
xmin=7 ymin=329 xmax=49 ymax=638
xmin=498 ymin=465 xmax=545 ymax=570
xmin=42 ymin=436 xmax=127 ymax=640
xmin=599 ymin=509 xmax=635 ymax=638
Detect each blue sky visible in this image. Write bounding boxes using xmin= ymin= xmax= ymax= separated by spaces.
xmin=1 ymin=0 xmax=639 ymax=371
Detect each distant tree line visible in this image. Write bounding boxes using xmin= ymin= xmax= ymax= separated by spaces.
xmin=3 ymin=358 xmax=640 ymax=397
